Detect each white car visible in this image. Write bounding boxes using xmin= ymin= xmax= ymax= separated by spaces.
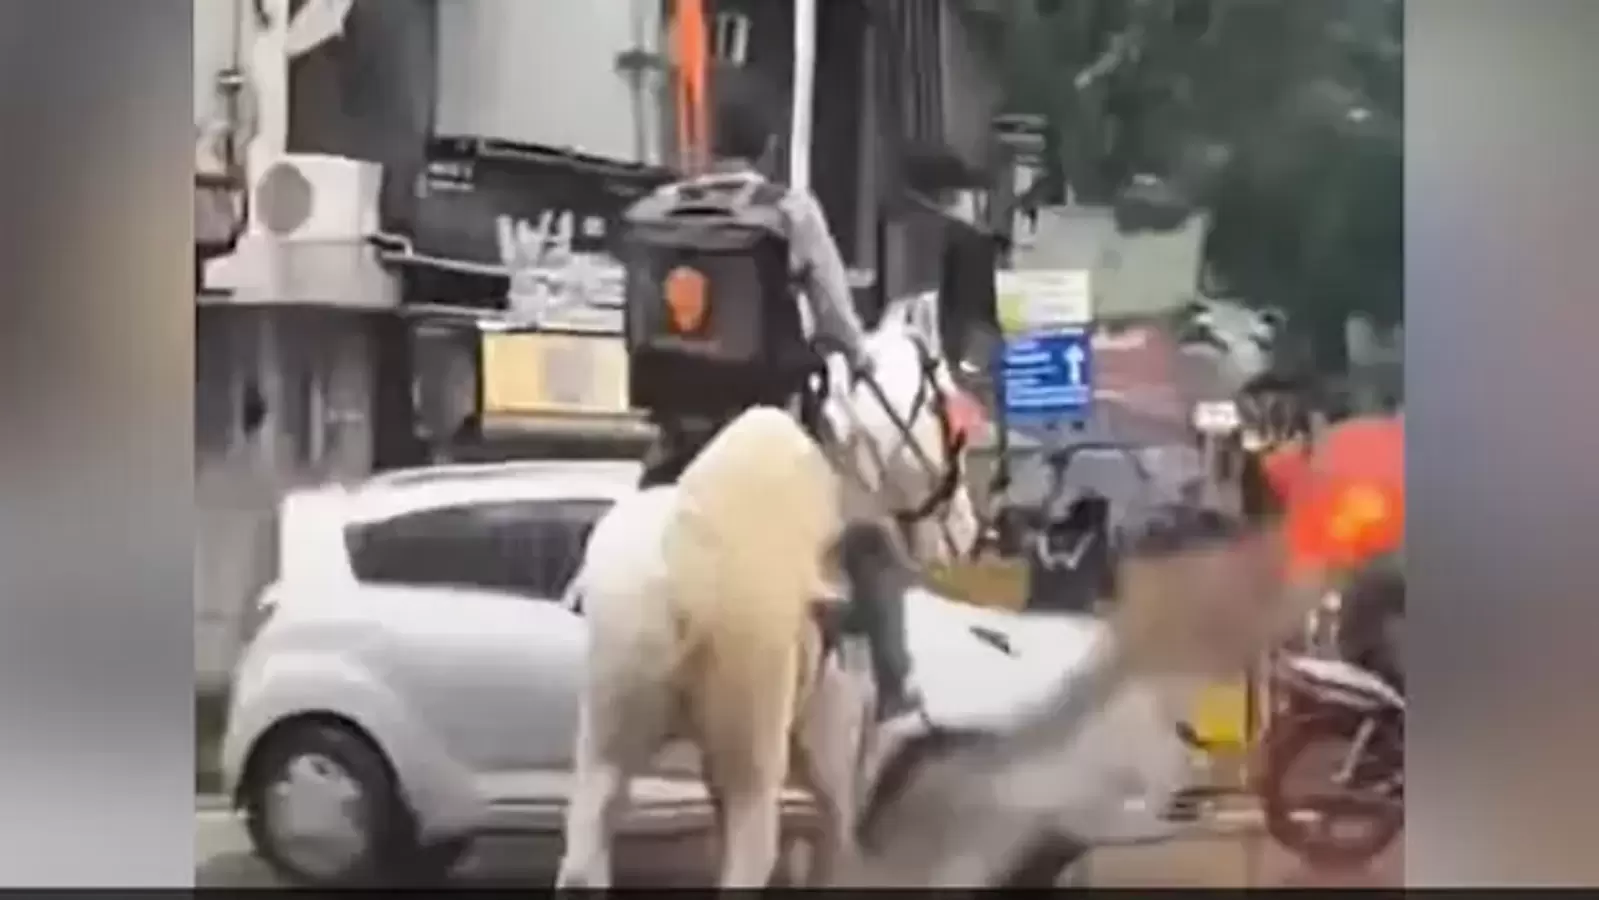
xmin=221 ymin=460 xmax=1185 ymax=886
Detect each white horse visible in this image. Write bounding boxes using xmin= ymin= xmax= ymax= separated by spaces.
xmin=555 ymin=315 xmax=981 ymax=889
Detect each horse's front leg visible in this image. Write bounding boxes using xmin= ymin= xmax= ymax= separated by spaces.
xmin=556 ymin=672 xmax=673 ymax=890
xmin=793 ymin=648 xmax=871 ymax=885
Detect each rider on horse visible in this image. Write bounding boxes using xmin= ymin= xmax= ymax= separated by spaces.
xmin=620 ymin=70 xmax=921 ymax=721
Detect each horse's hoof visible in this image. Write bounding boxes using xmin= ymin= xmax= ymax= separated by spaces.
xmin=553 ymin=868 xmax=598 ymax=892
xmin=772 ymin=837 xmax=816 ymax=886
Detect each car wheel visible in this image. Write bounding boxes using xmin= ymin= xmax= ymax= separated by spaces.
xmin=1001 ymin=833 xmax=1089 ymax=887
xmin=241 ymin=721 xmax=469 ymax=887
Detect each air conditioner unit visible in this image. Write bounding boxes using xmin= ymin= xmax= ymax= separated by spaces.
xmin=202 ymin=151 xmax=399 ymax=307
xmin=246 ymin=153 xmax=382 ymax=242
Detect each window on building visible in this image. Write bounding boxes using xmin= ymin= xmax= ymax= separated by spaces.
xmin=196 ymin=308 xmax=263 ymax=462
xmin=240 ymin=381 xmax=267 ymax=436
xmin=283 ymin=358 xmax=323 ymax=469
xmin=195 ymin=320 xmax=237 ymax=457
xmin=891 ymin=0 xmax=943 ymax=145
xmin=345 ymin=498 xmax=612 ymax=599
xmin=712 ymin=11 xmax=751 ymax=66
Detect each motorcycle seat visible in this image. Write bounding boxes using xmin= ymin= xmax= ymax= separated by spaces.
xmin=1282 ymin=656 xmax=1405 ymax=710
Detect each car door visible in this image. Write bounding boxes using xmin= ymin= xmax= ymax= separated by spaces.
xmin=346 ymin=499 xmax=606 ymax=779
xmin=474 ymin=496 xmax=613 ymax=775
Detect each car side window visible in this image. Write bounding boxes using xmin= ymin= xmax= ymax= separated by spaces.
xmin=346 ymin=498 xmax=613 ymax=600
xmin=477 ymin=498 xmax=612 ymax=598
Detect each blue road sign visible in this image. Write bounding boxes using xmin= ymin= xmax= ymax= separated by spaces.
xmin=1000 ymin=327 xmax=1094 ymax=424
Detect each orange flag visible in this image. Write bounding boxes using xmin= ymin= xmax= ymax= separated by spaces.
xmin=674 ymin=0 xmax=710 ymax=173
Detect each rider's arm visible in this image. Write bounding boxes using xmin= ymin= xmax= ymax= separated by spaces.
xmin=784 ymin=189 xmax=872 ymax=368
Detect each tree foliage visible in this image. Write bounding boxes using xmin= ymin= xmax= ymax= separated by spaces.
xmin=1001 ymin=0 xmax=1403 ymax=371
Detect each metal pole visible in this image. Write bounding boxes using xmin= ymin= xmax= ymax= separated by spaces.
xmin=789 ymin=0 xmax=818 ymax=192
xmin=1200 ymin=432 xmax=1221 ymax=508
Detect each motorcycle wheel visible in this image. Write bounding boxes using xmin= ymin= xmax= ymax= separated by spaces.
xmin=1259 ymin=722 xmax=1402 ymax=869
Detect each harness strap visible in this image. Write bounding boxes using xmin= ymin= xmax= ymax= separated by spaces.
xmin=849 ymin=338 xmax=964 ymax=510
xmin=898 ymin=344 xmax=967 ymax=523
xmin=812 ymin=333 xmax=970 ymax=558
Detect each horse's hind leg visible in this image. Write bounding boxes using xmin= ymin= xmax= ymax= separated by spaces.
xmin=698 ymin=641 xmax=802 ymax=887
xmin=709 ymin=757 xmax=788 ymax=887
xmin=556 ymin=684 xmax=669 ymax=889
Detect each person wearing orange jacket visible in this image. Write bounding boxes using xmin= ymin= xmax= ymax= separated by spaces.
xmin=1263 ymin=413 xmax=1404 ymax=685
xmin=1262 ymin=413 xmax=1403 ymax=574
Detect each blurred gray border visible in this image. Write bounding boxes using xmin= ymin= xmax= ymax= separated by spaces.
xmin=0 ymin=0 xmax=195 ymax=886
xmin=1408 ymin=0 xmax=1599 ymax=886
xmin=2 ymin=0 xmax=1599 ymax=887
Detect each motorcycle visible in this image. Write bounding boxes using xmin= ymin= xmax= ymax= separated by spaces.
xmin=1257 ymin=648 xmax=1404 ymax=868
xmin=1249 ymin=414 xmax=1404 ymax=868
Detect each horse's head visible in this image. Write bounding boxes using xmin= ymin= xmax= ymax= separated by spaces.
xmin=823 ymin=313 xmax=985 ymax=567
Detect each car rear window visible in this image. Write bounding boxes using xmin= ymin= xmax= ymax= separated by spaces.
xmin=344 ymin=498 xmax=613 ymax=599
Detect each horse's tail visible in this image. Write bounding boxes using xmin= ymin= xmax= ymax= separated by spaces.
xmin=665 ymin=408 xmax=842 ymax=640
xmin=661 ymin=408 xmax=845 ymax=763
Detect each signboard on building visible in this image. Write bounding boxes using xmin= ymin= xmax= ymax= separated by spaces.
xmin=997 ymin=268 xmax=1096 ymax=428
xmin=996 ymin=269 xmax=1094 ymax=335
xmin=479 ymin=331 xmax=631 ymax=417
xmin=1000 ymin=327 xmax=1094 ymax=424
xmin=405 ymin=137 xmax=671 ymax=331
xmin=1191 ymin=400 xmax=1242 ymax=435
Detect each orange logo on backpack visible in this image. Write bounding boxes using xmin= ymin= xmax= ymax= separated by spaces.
xmin=664 ymin=266 xmax=709 ymax=333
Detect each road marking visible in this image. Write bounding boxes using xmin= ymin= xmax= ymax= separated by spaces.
xmin=193 ymin=802 xmax=1266 ymax=835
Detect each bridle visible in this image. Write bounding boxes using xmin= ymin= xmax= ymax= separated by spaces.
xmin=812 ymin=332 xmax=970 ymax=557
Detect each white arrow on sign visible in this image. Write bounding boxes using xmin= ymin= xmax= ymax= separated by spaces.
xmin=1063 ymin=342 xmax=1087 ymax=386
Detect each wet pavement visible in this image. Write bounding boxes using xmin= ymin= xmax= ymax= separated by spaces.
xmin=197 ymin=806 xmax=1400 ymax=888
xmin=1086 ymin=830 xmax=1400 ymax=888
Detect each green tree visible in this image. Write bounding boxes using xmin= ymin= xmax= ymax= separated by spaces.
xmin=1000 ymin=0 xmax=1402 ymax=371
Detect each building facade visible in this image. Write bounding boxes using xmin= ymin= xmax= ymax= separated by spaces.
xmin=192 ymin=0 xmax=1008 ymax=685
xmin=195 ymin=0 xmax=408 ymax=690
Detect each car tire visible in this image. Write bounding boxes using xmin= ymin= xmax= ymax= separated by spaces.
xmin=1001 ymin=833 xmax=1089 ymax=887
xmin=242 ymin=721 xmax=469 ymax=887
